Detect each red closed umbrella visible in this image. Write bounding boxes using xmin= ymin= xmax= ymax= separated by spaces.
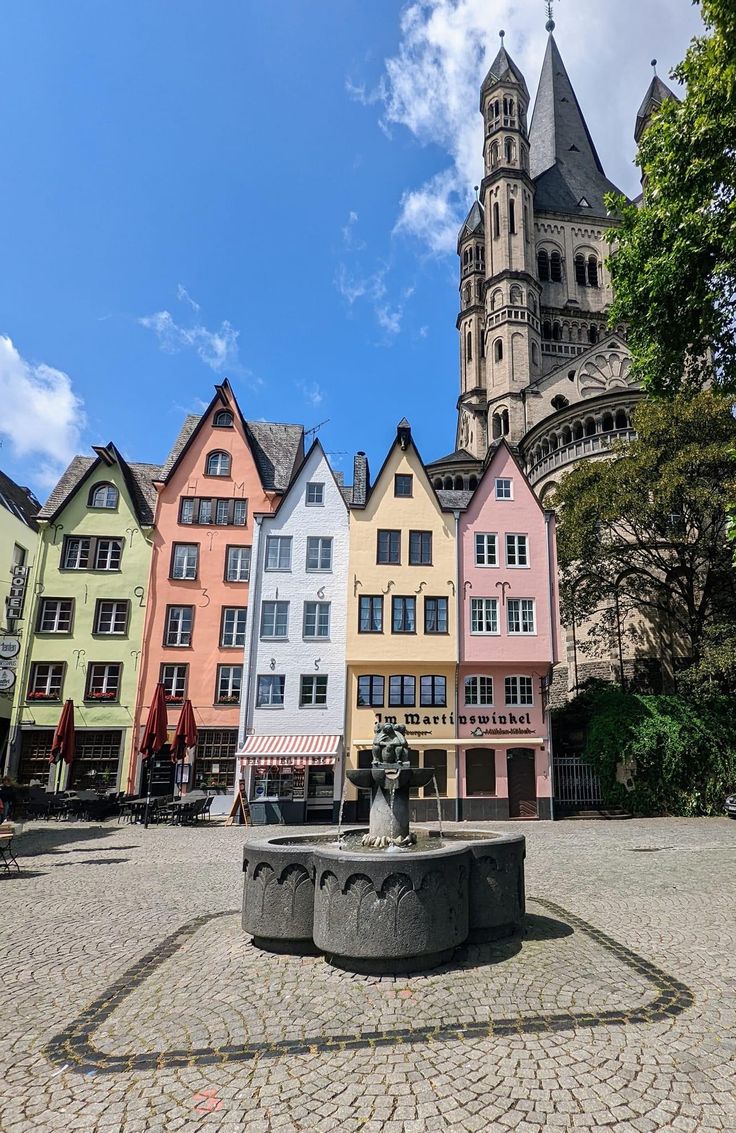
xmin=139 ymin=683 xmax=169 ymax=827
xmin=171 ymin=700 xmax=198 ymax=763
xmin=50 ymin=699 xmax=76 ymax=766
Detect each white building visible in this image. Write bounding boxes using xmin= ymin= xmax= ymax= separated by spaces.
xmin=237 ymin=441 xmax=349 ymax=823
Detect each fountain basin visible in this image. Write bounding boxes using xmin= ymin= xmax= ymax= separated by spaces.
xmin=242 ymin=829 xmax=526 ymax=972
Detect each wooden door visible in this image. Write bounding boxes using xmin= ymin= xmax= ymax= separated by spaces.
xmin=507 ymin=748 xmax=538 ymax=818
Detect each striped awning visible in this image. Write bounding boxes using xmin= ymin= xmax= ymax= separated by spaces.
xmin=238 ymin=735 xmax=341 ymax=767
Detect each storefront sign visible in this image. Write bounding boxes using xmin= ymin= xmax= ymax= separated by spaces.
xmin=6 ymin=566 xmax=29 ymax=619
xmin=0 ymin=669 xmax=17 ymax=692
xmin=0 ymin=637 xmax=20 ymax=660
xmin=374 ymin=710 xmax=533 ymax=732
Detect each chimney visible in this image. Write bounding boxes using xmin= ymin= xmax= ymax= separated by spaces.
xmin=397 ymin=418 xmax=412 ymax=451
xmin=352 ymin=451 xmax=369 ymax=506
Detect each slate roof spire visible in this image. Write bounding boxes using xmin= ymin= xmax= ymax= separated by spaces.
xmin=635 ymin=65 xmax=680 ymax=143
xmin=457 ymin=198 xmax=485 ymax=249
xmin=480 ymin=35 xmax=529 ymax=105
xmin=529 ymin=30 xmax=626 ymax=217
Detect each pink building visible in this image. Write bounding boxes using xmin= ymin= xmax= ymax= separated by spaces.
xmin=129 ymin=381 xmax=303 ymax=795
xmin=457 ymin=442 xmax=560 ymax=819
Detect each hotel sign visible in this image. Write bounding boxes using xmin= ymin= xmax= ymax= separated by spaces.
xmin=6 ymin=565 xmax=29 ymax=620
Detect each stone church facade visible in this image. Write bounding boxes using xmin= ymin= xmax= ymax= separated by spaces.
xmin=427 ymin=24 xmax=677 ymax=698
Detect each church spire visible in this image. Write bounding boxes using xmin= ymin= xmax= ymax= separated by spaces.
xmin=635 ymin=64 xmax=680 ymax=143
xmin=529 ymin=31 xmax=626 ymax=216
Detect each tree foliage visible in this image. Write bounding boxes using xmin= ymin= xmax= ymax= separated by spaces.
xmin=554 ymin=685 xmax=736 ymax=816
xmin=553 ymin=390 xmax=736 ymax=663
xmin=606 ymin=0 xmax=736 ymax=394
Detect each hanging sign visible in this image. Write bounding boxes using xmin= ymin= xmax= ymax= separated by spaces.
xmin=6 ymin=566 xmax=29 ymax=618
xmin=0 ymin=669 xmax=16 ymax=692
xmin=0 ymin=637 xmax=20 ymax=660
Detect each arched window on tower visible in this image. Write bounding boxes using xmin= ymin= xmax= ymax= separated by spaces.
xmin=584 ymin=417 xmax=597 ymax=437
xmin=490 ymin=140 xmax=499 ymax=168
xmin=463 ymin=284 xmax=471 ymax=307
xmin=589 ymin=325 xmax=598 ymax=345
xmin=588 ymin=256 xmax=600 ymax=288
xmin=509 ymin=199 xmax=516 ymax=234
xmin=552 ymin=322 xmax=561 ymax=342
xmin=537 ymin=250 xmax=550 ymax=281
xmin=531 ymin=342 xmax=540 ymax=365
xmin=542 ymin=320 xmax=552 ymax=341
xmin=523 ymin=204 xmax=529 ymax=241
xmin=575 ymin=254 xmax=587 ymax=286
xmin=602 ymin=413 xmax=614 ymax=432
xmin=501 ymin=408 xmax=509 ymax=435
xmin=466 ymin=331 xmax=473 ymax=362
xmin=480 ymin=331 xmax=486 ymax=359
xmin=615 ymin=409 xmax=628 ymax=430
xmin=494 ymin=339 xmax=504 ymax=363
xmin=550 ymin=252 xmax=562 ymax=283
xmin=493 ymin=202 xmax=500 ymax=238
xmin=504 ymin=137 xmax=515 ymax=164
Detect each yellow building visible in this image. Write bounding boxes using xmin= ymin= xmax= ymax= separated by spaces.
xmin=345 ymin=420 xmax=459 ymax=822
xmin=0 ymin=469 xmax=40 ymax=762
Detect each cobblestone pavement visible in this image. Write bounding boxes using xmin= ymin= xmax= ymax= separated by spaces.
xmin=2 ymin=817 xmax=735 ymax=1132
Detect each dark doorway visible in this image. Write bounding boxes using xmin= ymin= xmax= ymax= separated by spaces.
xmin=507 ymin=748 xmax=538 ymax=818
xmin=146 ymin=748 xmax=176 ymax=797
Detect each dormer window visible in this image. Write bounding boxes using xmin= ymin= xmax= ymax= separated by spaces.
xmin=88 ymin=483 xmax=119 ymax=510
xmin=495 ymin=478 xmax=513 ymax=501
xmin=306 ymin=482 xmax=324 ymax=506
xmin=213 ymin=410 xmax=234 ymax=428
xmin=205 ymin=451 xmax=231 ymax=477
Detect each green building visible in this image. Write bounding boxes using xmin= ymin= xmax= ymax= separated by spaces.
xmin=0 ymin=469 xmax=40 ymax=758
xmin=5 ymin=444 xmax=159 ymax=789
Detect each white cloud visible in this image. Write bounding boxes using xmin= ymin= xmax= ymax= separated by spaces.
xmin=176 ymin=284 xmax=200 ymax=312
xmin=298 ymin=381 xmax=324 ymax=408
xmin=364 ymin=0 xmax=703 ymax=254
xmin=139 ymin=287 xmax=247 ymax=377
xmin=341 ymin=211 xmax=366 ymax=251
xmin=335 ymin=263 xmax=405 ymax=338
xmin=0 ymin=336 xmax=85 ymax=485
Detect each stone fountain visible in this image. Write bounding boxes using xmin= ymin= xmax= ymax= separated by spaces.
xmin=242 ymin=723 xmax=526 ymax=973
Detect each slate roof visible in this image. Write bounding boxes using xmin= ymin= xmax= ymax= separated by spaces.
xmin=425 ymin=448 xmax=477 ymax=469
xmin=436 ymin=488 xmax=474 ymax=511
xmin=161 ymin=415 xmax=201 ymax=478
xmin=245 ymin=421 xmax=304 ymax=492
xmin=0 ymin=468 xmax=40 ymax=530
xmin=635 ymin=74 xmax=679 ymax=143
xmin=457 ymin=200 xmax=485 ymax=248
xmin=529 ymin=34 xmax=626 ymax=216
xmin=38 ymin=455 xmax=161 ymax=525
xmin=480 ymin=44 xmax=530 ymax=101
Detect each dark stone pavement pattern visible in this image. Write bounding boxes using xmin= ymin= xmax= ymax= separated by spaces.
xmin=2 ymin=817 xmax=735 ymax=1132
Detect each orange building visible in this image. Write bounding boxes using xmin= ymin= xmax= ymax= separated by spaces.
xmin=129 ymin=381 xmax=303 ymax=794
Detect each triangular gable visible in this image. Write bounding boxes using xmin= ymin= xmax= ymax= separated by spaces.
xmin=265 ymin=439 xmax=349 ymax=519
xmin=472 ymin=439 xmax=549 ymax=520
xmin=42 ymin=442 xmax=153 ymax=527
xmin=161 ymin=379 xmax=237 ymax=487
xmin=361 ymin=422 xmax=455 ymax=514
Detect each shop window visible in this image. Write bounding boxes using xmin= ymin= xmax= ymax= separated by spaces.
xmin=68 ymin=730 xmax=122 ymax=791
xmin=465 ymin=749 xmax=496 ymax=795
xmin=194 ymin=728 xmax=238 ymax=790
xmin=424 ymin=750 xmax=448 ymax=796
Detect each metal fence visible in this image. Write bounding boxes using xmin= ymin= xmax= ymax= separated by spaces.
xmin=554 ymin=755 xmax=603 ymax=809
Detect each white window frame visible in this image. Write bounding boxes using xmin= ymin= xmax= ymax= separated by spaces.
xmin=257 ymin=674 xmax=285 ymax=707
xmin=306 ymin=536 xmax=333 ymax=572
xmin=260 ymin=600 xmax=289 ymax=640
xmin=221 ymin=606 xmax=248 ymax=648
xmin=206 ymin=451 xmax=231 ymax=477
xmin=86 ymin=663 xmax=121 ymax=699
xmin=226 ymin=546 xmax=251 ymax=582
xmin=470 ymin=597 xmax=499 ymax=635
xmin=94 ymin=539 xmax=122 ymax=571
xmin=265 ymin=535 xmax=292 ymax=571
xmin=305 ymin=482 xmax=324 ymax=506
xmin=165 ymin=605 xmax=193 ymax=647
xmin=495 ymin=477 xmax=513 ymax=500
xmin=90 ymin=484 xmax=118 ymax=509
xmin=464 ymin=676 xmax=494 ymax=706
xmin=505 ymin=675 xmax=534 ymax=706
xmin=62 ymin=537 xmax=90 ymax=570
xmin=216 ymin=665 xmax=242 ymax=703
xmin=38 ymin=599 xmax=73 ymax=633
xmin=161 ymin=664 xmax=188 ymax=702
xmin=303 ymin=601 xmax=330 ymax=639
xmin=475 ymin=532 xmax=498 ymax=567
xmin=172 ymin=543 xmax=198 ymax=580
xmin=299 ymin=674 xmax=328 ymax=707
xmin=94 ymin=600 xmax=129 ymax=635
xmin=505 ymin=534 xmax=529 ymax=568
xmin=28 ymin=663 xmax=64 ymax=698
xmin=507 ymin=598 xmax=536 ymax=635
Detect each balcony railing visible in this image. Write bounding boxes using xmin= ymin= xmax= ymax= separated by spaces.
xmin=527 ymin=428 xmax=636 ymax=485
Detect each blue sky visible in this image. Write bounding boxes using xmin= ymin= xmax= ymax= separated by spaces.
xmin=0 ymin=0 xmax=704 ymax=497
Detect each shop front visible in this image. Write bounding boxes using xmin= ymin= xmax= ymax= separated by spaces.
xmin=238 ymin=735 xmax=342 ymax=824
xmin=16 ymin=727 xmax=125 ymax=790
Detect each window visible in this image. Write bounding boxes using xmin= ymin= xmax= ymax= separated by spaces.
xmin=93 ymin=600 xmax=129 ymax=635
xmin=257 ymin=674 xmax=284 ymax=707
xmin=161 ymin=664 xmax=188 ymax=703
xmin=506 ymin=534 xmax=529 ymax=567
xmin=88 ymin=483 xmax=118 ymax=509
xmin=303 ymin=601 xmax=330 ymax=639
xmin=260 ymin=600 xmax=289 ymax=639
xmin=300 ymin=674 xmax=328 ymax=707
xmin=171 ymin=543 xmax=198 ymax=580
xmin=206 ymin=451 xmax=231 ymax=477
xmin=306 ymin=536 xmax=333 ymax=572
xmin=420 ymin=675 xmax=446 ymax=707
xmin=389 ymin=675 xmax=415 ymax=707
xmin=465 ymin=676 xmax=494 ymax=706
xmin=221 ymin=607 xmax=247 ymax=647
xmin=179 ymin=497 xmax=247 ymax=526
xmin=537 ymin=249 xmax=550 ymax=281
xmin=509 ymin=198 xmax=516 ymax=234
xmin=216 ymin=665 xmax=242 ymax=704
xmin=306 ymin=482 xmax=324 ymax=506
xmin=62 ymin=537 xmax=90 ymax=570
xmin=409 ymin=530 xmax=432 ymax=566
xmin=493 ymin=202 xmax=500 ymax=238
xmin=394 ymin=474 xmax=413 ymax=497
xmin=225 ymin=545 xmax=251 ymax=582
xmin=392 ymin=596 xmax=416 ymax=634
xmin=27 ymin=663 xmax=64 ymax=700
xmin=165 ymin=605 xmax=193 ymax=647
xmin=495 ymin=478 xmax=513 ymax=500
xmin=466 ymin=749 xmax=496 ymax=795
xmin=505 ymin=675 xmax=534 ymax=706
xmin=85 ymin=663 xmax=121 ymax=701
xmin=466 ymin=331 xmax=472 ymax=362
xmin=475 ymin=533 xmax=498 ymax=567
xmin=550 ymin=251 xmax=563 ymax=283
xmin=507 ymin=598 xmax=536 ymax=634
xmin=359 ymin=595 xmax=383 ymax=633
xmin=265 ymin=535 xmax=292 ymax=571
xmin=37 ymin=599 xmax=73 ymax=633
xmin=494 ymin=339 xmax=504 ymax=363
xmin=193 ymin=728 xmax=238 ymax=790
xmin=357 ymin=675 xmax=384 ymax=707
xmin=424 ymin=596 xmax=448 ymax=634
xmin=213 ymin=410 xmax=233 ymax=427
xmin=575 ymin=254 xmax=587 ymax=286
xmin=588 ymin=256 xmax=599 ymax=288
xmin=94 ymin=539 xmax=122 ymax=571
xmin=471 ymin=598 xmax=499 ymax=635
xmin=377 ymin=530 xmax=401 ymax=565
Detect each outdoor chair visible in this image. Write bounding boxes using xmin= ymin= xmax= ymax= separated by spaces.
xmin=0 ymin=827 xmax=20 ymax=872
xmin=199 ymin=795 xmax=214 ymax=822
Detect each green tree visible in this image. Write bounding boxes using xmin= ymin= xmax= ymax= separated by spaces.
xmin=554 ymin=390 xmax=736 ymax=667
xmin=606 ymin=0 xmax=736 ymax=394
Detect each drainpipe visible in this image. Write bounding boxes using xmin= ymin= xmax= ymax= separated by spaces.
xmin=544 ymin=510 xmax=556 ymax=822
xmin=453 ymin=509 xmax=461 ymax=824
